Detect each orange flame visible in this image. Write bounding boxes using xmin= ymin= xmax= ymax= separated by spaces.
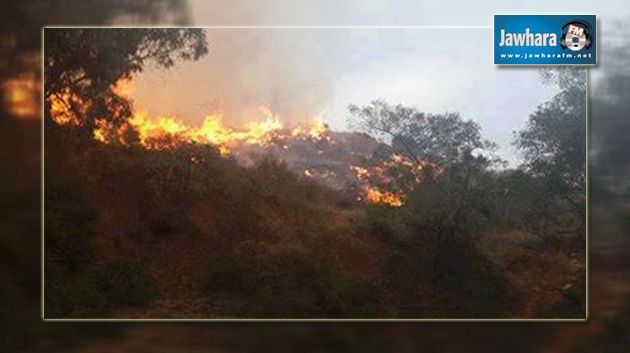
xmin=3 ymin=76 xmax=41 ymax=119
xmin=351 ymin=154 xmax=444 ymax=207
xmin=111 ymin=108 xmax=328 ymax=154
xmin=47 ymin=78 xmax=444 ymax=209
xmin=49 ymin=79 xmax=330 ymax=155
xmin=366 ymin=188 xmax=404 ymax=208
xmin=112 ymin=78 xmax=135 ymax=98
xmin=49 ymin=89 xmax=85 ymax=125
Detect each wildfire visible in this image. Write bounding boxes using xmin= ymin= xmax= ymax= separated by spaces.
xmin=48 ymin=79 xmax=330 ymax=155
xmin=47 ymin=78 xmax=443 ymax=209
xmin=2 ymin=76 xmax=41 ymax=119
xmin=366 ymin=189 xmax=404 ymax=208
xmin=49 ymin=89 xmax=85 ymax=125
xmin=351 ymin=154 xmax=444 ymax=207
xmin=112 ymin=78 xmax=135 ymax=98
xmin=116 ymin=109 xmax=328 ymax=154
xmin=3 ymin=54 xmax=40 ymax=119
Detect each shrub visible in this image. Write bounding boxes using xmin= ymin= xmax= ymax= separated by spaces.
xmin=550 ymin=272 xmax=586 ymax=318
xmin=45 ymin=177 xmax=96 ymax=272
xmin=45 ymin=275 xmax=109 ymax=318
xmin=46 ymin=260 xmax=157 ymax=318
xmin=94 ymin=260 xmax=158 ymax=307
xmin=202 ymin=250 xmax=381 ymax=318
xmin=203 ymin=255 xmax=260 ymax=294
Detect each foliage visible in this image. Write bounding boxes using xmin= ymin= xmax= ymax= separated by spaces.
xmin=44 ymin=28 xmax=208 ymax=131
xmin=46 ymin=260 xmax=157 ymax=318
xmin=348 ymin=100 xmax=499 ymax=168
xmin=45 ymin=177 xmax=96 ymax=272
xmin=43 ymin=94 xmax=585 ymax=318
xmin=93 ymin=260 xmax=158 ymax=306
xmin=514 ymin=68 xmax=587 ymax=235
xmin=515 ymin=68 xmax=586 ymax=196
xmin=203 ymin=251 xmax=380 ymax=318
xmin=0 ymin=0 xmax=193 ymax=118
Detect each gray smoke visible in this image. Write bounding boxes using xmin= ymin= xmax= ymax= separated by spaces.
xmin=132 ymin=28 xmax=335 ymax=127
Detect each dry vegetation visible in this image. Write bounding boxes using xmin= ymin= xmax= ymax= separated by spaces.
xmin=42 ymin=29 xmax=585 ymax=319
xmin=44 ymin=123 xmax=585 ymax=319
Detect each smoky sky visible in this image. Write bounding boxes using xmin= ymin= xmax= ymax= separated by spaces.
xmin=130 ymin=0 xmax=630 ymax=166
xmin=132 ymin=29 xmax=335 ymax=127
xmin=131 ymin=27 xmax=556 ymax=167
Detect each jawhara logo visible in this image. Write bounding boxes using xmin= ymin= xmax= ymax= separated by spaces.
xmin=560 ymin=21 xmax=593 ymax=51
xmin=494 ymin=15 xmax=596 ymax=65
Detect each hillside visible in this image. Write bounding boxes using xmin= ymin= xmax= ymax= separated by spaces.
xmin=44 ymin=123 xmax=585 ymax=319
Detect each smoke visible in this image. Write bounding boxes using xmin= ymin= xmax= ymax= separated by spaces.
xmin=132 ymin=28 xmax=335 ymax=127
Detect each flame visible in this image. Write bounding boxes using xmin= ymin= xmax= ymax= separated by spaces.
xmin=49 ymin=89 xmax=85 ymax=125
xmin=50 ymin=80 xmax=332 ymax=155
xmin=47 ymin=78 xmax=444 ymax=209
xmin=351 ymin=154 xmax=444 ymax=207
xmin=3 ymin=76 xmax=41 ymax=119
xmin=193 ymin=115 xmax=235 ymax=146
xmin=102 ymin=108 xmax=328 ymax=154
xmin=112 ymin=78 xmax=135 ymax=98
xmin=242 ymin=106 xmax=285 ymax=146
xmin=366 ymin=188 xmax=404 ymax=208
xmin=291 ymin=113 xmax=329 ymax=141
xmin=128 ymin=113 xmax=189 ymax=148
xmin=50 ymin=78 xmax=331 ymax=154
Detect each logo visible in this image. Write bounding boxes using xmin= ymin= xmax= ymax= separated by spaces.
xmin=498 ymin=28 xmax=557 ymax=47
xmin=494 ymin=15 xmax=596 ymax=65
xmin=560 ymin=21 xmax=592 ymax=51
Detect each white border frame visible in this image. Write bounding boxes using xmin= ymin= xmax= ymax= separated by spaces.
xmin=41 ymin=25 xmax=589 ymax=322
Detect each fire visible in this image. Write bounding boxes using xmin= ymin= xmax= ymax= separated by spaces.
xmin=114 ymin=108 xmax=328 ymax=154
xmin=47 ymin=78 xmax=443 ymax=209
xmin=291 ymin=113 xmax=329 ymax=141
xmin=112 ymin=78 xmax=135 ymax=98
xmin=2 ymin=76 xmax=41 ymax=119
xmin=192 ymin=115 xmax=235 ymax=145
xmin=49 ymin=89 xmax=85 ymax=125
xmin=49 ymin=79 xmax=330 ymax=155
xmin=366 ymin=188 xmax=404 ymax=208
xmin=127 ymin=114 xmax=190 ymax=149
xmin=242 ymin=107 xmax=285 ymax=146
xmin=351 ymin=154 xmax=444 ymax=207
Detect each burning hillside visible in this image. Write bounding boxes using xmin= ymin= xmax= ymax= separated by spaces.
xmin=47 ymin=80 xmax=444 ymax=207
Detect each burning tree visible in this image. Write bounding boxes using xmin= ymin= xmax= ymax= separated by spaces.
xmin=348 ymin=100 xmax=500 ymax=207
xmin=44 ymin=28 xmax=208 ymax=134
xmin=351 ymin=154 xmax=444 ymax=207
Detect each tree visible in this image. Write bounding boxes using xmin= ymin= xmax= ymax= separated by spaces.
xmin=348 ymin=101 xmax=502 ymax=203
xmin=348 ymin=102 xmax=511 ymax=312
xmin=348 ymin=101 xmax=503 ymax=228
xmin=1 ymin=0 xmax=192 ymax=118
xmin=44 ymin=28 xmax=207 ymax=132
xmin=348 ymin=100 xmax=499 ymax=168
xmin=514 ymin=68 xmax=587 ymax=236
xmin=515 ymin=68 xmax=586 ymax=196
